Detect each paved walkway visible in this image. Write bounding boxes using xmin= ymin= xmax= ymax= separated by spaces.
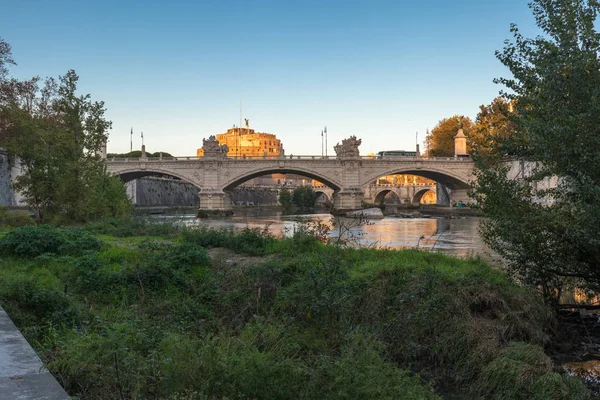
xmin=0 ymin=306 xmax=70 ymax=400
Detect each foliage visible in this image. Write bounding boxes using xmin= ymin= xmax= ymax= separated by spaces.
xmin=182 ymin=225 xmax=275 ymax=256
xmin=472 ymin=0 xmax=600 ymax=293
xmin=279 ymin=187 xmax=292 ymax=208
xmin=0 ymin=225 xmax=101 ymax=257
xmin=0 ymin=224 xmax=589 ymax=398
xmin=0 ymin=40 xmax=131 ymax=222
xmin=470 ymin=97 xmax=518 ymax=159
xmin=0 ymin=206 xmax=35 ymax=228
xmin=476 ymin=342 xmax=589 ymax=399
xmin=0 ymin=37 xmax=15 ymax=80
xmin=292 ymin=185 xmax=317 ymax=210
xmin=425 ymin=115 xmax=473 ymax=157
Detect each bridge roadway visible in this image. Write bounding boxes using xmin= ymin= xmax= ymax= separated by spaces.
xmin=105 ymin=154 xmax=475 ymax=212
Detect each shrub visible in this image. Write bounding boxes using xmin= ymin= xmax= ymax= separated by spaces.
xmin=0 ymin=225 xmax=101 ymax=257
xmin=476 ymin=342 xmax=589 ymax=399
xmin=0 ymin=269 xmax=79 ymax=330
xmin=0 ymin=206 xmax=35 ymax=228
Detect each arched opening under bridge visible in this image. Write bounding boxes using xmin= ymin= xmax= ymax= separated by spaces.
xmin=222 ymin=168 xmax=340 ymax=209
xmin=113 ymin=170 xmax=202 ymax=207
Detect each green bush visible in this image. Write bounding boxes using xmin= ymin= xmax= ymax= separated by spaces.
xmin=0 ymin=269 xmax=79 ymax=330
xmin=0 ymin=206 xmax=35 ymax=228
xmin=476 ymin=342 xmax=589 ymax=399
xmin=85 ymin=216 xmax=180 ymax=237
xmin=180 ymin=226 xmax=230 ymax=248
xmin=0 ymin=225 xmax=101 ymax=257
xmin=182 ymin=226 xmax=275 ymax=255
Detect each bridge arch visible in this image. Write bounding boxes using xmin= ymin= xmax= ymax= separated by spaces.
xmin=373 ymin=188 xmax=401 ymax=205
xmin=361 ymin=167 xmax=471 ymax=190
xmin=222 ymin=167 xmax=342 ymax=191
xmin=412 ymin=188 xmax=434 ymax=205
xmin=111 ymin=169 xmax=203 ymax=191
xmin=314 ymin=189 xmax=333 ymax=204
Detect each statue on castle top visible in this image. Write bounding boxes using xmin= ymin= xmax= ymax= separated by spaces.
xmin=244 ymin=118 xmax=249 ymax=129
xmin=202 ymin=135 xmax=229 ymax=158
xmin=334 ymin=136 xmax=362 ymax=159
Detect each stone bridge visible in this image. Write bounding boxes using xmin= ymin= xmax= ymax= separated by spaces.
xmin=105 ymin=136 xmax=474 ymax=212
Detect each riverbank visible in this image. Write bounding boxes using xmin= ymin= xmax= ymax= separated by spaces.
xmin=0 ymin=221 xmax=591 ymax=399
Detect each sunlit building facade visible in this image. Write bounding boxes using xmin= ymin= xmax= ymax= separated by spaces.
xmin=197 ymin=126 xmax=282 ymax=158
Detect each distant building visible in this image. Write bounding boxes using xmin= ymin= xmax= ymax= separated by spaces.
xmin=197 ymin=125 xmax=282 ymax=158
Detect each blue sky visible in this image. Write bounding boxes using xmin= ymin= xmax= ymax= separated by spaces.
xmin=3 ymin=0 xmax=536 ymax=156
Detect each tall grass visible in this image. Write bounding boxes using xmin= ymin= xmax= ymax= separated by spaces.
xmin=0 ymin=224 xmax=590 ymax=399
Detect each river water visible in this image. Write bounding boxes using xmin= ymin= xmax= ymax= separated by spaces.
xmin=161 ymin=208 xmax=488 ymax=258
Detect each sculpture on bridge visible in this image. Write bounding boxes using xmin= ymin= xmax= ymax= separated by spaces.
xmin=334 ymin=136 xmax=362 ymax=159
xmin=202 ymin=135 xmax=229 ymax=159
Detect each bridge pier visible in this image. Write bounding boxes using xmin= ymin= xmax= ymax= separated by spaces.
xmin=198 ymin=190 xmax=233 ymax=216
xmin=333 ymin=188 xmax=364 ymax=211
xmin=449 ymin=189 xmax=470 ymax=206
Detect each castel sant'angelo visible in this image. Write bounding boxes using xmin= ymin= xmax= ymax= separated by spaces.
xmin=197 ymin=121 xmax=282 ymax=158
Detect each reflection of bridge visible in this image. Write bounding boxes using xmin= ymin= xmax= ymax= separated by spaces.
xmin=106 ymin=152 xmax=474 ymax=212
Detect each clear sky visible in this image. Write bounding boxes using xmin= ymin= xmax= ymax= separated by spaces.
xmin=2 ymin=0 xmax=537 ymax=156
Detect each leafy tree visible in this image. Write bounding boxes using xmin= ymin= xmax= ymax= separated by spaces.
xmin=425 ymin=115 xmax=473 ymax=157
xmin=0 ymin=38 xmax=16 ymax=80
xmin=292 ymin=186 xmax=316 ymax=210
xmin=279 ymin=188 xmax=292 ymax=208
xmin=470 ymin=97 xmax=518 ymax=159
xmin=0 ymin=41 xmax=131 ymax=222
xmin=473 ymin=0 xmax=600 ymax=296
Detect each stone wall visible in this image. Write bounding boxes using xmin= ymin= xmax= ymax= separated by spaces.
xmin=0 ymin=151 xmax=25 ymax=207
xmin=126 ymin=177 xmax=200 ymax=206
xmin=126 ymin=177 xmax=280 ymax=207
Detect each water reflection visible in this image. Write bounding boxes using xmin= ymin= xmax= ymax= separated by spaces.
xmin=161 ymin=208 xmax=488 ymax=258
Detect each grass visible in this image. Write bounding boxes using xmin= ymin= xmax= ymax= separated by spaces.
xmin=0 ymin=222 xmax=590 ymax=399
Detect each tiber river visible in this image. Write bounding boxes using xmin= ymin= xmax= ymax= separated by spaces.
xmin=160 ymin=208 xmax=490 ymax=258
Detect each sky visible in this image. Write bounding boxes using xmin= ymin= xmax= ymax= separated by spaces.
xmin=2 ymin=0 xmax=538 ymax=156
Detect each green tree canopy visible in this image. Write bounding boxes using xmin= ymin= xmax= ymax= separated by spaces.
xmin=0 ymin=40 xmax=130 ymax=222
xmin=292 ymin=186 xmax=316 ymax=210
xmin=470 ymin=97 xmax=518 ymax=159
xmin=425 ymin=115 xmax=473 ymax=157
xmin=473 ymin=0 xmax=600 ymax=295
xmin=279 ymin=188 xmax=292 ymax=208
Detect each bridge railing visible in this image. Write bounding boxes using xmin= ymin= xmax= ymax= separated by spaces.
xmin=105 ymin=155 xmax=472 ymax=162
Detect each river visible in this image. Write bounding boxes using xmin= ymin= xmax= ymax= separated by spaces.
xmin=159 ymin=208 xmax=489 ymax=258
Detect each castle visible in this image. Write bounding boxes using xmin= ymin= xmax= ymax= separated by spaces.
xmin=197 ymin=124 xmax=282 ymax=158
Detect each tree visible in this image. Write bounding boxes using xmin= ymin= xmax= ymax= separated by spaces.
xmin=0 ymin=40 xmax=130 ymax=222
xmin=0 ymin=38 xmax=15 ymax=80
xmin=425 ymin=115 xmax=473 ymax=157
xmin=473 ymin=0 xmax=600 ymax=296
xmin=470 ymin=97 xmax=518 ymax=159
xmin=292 ymin=186 xmax=316 ymax=210
xmin=279 ymin=188 xmax=292 ymax=208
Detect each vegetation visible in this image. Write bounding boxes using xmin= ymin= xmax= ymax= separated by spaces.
xmin=292 ymin=185 xmax=317 ymax=210
xmin=106 ymin=150 xmax=174 ymax=158
xmin=472 ymin=0 xmax=600 ymax=296
xmin=425 ymin=115 xmax=473 ymax=157
xmin=0 ymin=223 xmax=589 ymax=399
xmin=0 ymin=206 xmax=35 ymax=229
xmin=0 ymin=38 xmax=131 ymax=223
xmin=278 ymin=187 xmax=292 ymax=209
